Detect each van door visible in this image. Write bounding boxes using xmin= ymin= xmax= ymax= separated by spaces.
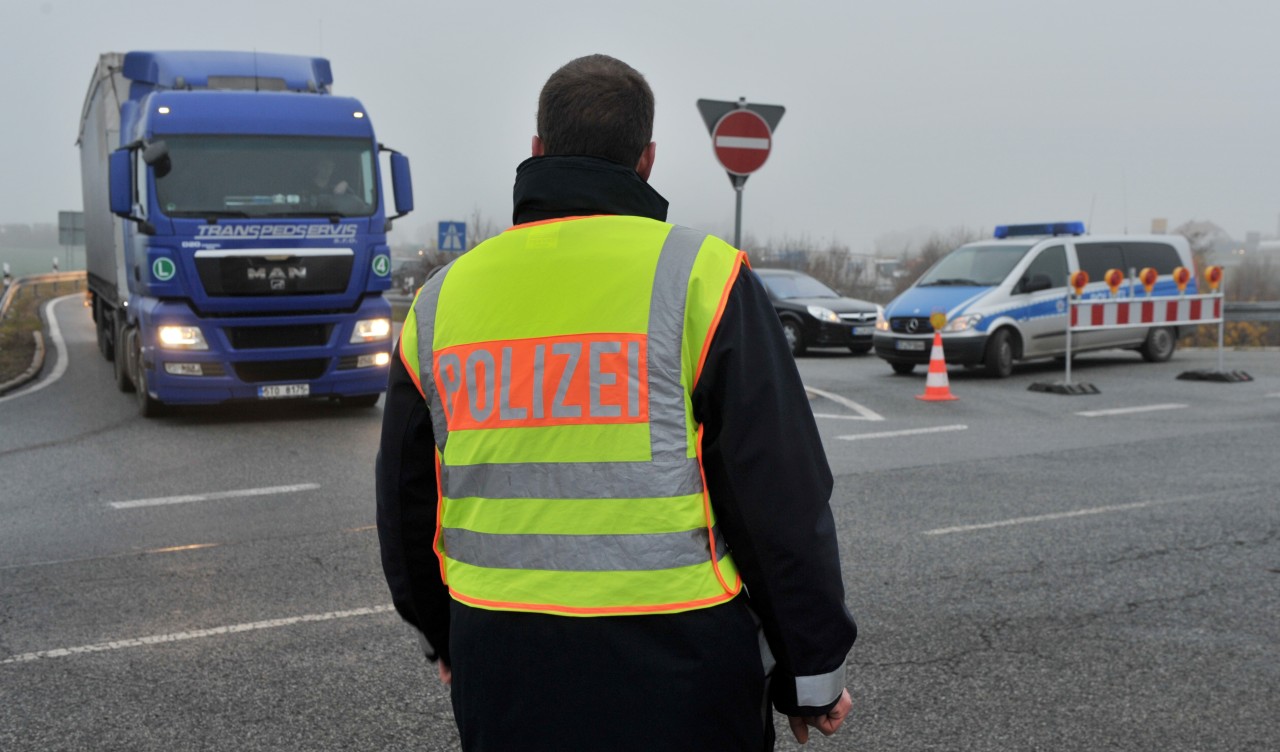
xmin=1012 ymin=244 xmax=1069 ymax=358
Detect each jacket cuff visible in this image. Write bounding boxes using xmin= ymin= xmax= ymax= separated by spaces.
xmin=771 ymin=664 xmax=846 ymax=716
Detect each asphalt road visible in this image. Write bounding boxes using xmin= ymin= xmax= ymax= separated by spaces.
xmin=1 ymin=296 xmax=1277 ymax=751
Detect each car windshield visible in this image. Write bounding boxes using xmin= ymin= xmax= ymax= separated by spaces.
xmin=760 ymin=272 xmax=839 ymax=299
xmin=153 ymin=135 xmax=376 ymax=219
xmin=917 ymin=244 xmax=1033 ymax=287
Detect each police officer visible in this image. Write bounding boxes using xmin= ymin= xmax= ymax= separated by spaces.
xmin=377 ymin=54 xmax=855 ymax=751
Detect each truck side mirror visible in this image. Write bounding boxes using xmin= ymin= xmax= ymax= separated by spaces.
xmin=390 ymin=153 xmax=414 ymax=217
xmin=142 ymin=140 xmax=171 ymax=179
xmin=108 ymin=149 xmax=133 ymax=216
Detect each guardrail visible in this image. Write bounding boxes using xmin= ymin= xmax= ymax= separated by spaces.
xmin=1223 ymin=302 xmax=1280 ymax=322
xmin=0 ymin=272 xmax=87 ymax=321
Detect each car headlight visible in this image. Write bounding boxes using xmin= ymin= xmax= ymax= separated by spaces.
xmin=351 ymin=317 xmax=392 ymax=343
xmin=875 ymin=305 xmax=889 ymax=331
xmin=943 ymin=313 xmax=983 ymax=332
xmin=806 ymin=305 xmax=840 ymax=324
xmin=157 ymin=325 xmax=208 ymax=350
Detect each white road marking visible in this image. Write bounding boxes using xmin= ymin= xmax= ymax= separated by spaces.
xmin=0 ymin=294 xmax=76 ymax=405
xmin=805 ymin=386 xmax=885 ymax=421
xmin=1267 ymin=393 xmax=1280 ymax=399
xmin=922 ymin=490 xmax=1235 ymax=536
xmin=108 ymin=483 xmax=321 ymax=509
xmin=1076 ymin=403 xmax=1187 ymax=417
xmin=0 ymin=605 xmax=394 ymax=664
xmin=838 ymin=424 xmax=967 ymax=441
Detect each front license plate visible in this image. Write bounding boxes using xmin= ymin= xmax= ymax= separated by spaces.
xmin=895 ymin=340 xmax=927 ymax=352
xmin=852 ymin=326 xmax=874 ymax=336
xmin=258 ymin=383 xmax=310 ymax=399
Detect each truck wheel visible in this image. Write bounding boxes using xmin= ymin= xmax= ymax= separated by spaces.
xmin=890 ymin=362 xmax=915 ymax=375
xmin=95 ymin=300 xmax=114 ymax=362
xmin=131 ymin=331 xmax=165 ymax=418
xmin=114 ymin=320 xmax=134 ymax=393
xmin=984 ymin=329 xmax=1014 ymax=378
xmin=781 ymin=319 xmax=806 ymax=356
xmin=1140 ymin=327 xmax=1176 ymax=363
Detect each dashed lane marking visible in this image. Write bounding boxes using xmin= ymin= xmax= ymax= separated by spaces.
xmin=108 ymin=483 xmax=321 ymax=509
xmin=838 ymin=424 xmax=967 ymax=441
xmin=1075 ymin=403 xmax=1187 ymax=417
xmin=805 ymin=386 xmax=885 ymax=421
xmin=0 ymin=605 xmax=395 ymax=665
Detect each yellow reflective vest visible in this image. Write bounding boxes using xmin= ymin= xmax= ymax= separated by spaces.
xmin=400 ymin=215 xmax=746 ymax=616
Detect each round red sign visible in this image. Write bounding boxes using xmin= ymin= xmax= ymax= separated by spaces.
xmin=712 ymin=109 xmax=772 ymax=175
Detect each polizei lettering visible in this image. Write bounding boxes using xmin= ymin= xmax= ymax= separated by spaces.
xmin=434 ymin=334 xmax=649 ymax=431
xmin=195 ymin=224 xmax=358 ymax=240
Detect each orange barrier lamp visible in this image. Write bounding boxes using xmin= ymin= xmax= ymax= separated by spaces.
xmin=1104 ymin=268 xmax=1124 ymax=296
xmin=1069 ymin=270 xmax=1089 ymax=297
xmin=916 ymin=315 xmax=957 ymax=402
xmin=1205 ymin=265 xmax=1223 ymax=292
xmin=1138 ymin=267 xmax=1157 ymax=294
xmin=1173 ymin=266 xmax=1191 ymax=294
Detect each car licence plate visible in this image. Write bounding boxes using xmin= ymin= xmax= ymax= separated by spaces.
xmin=852 ymin=326 xmax=873 ymax=336
xmin=895 ymin=340 xmax=926 ymax=352
xmin=258 ymin=383 xmax=310 ymax=399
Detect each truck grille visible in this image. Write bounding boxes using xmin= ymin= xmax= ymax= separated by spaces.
xmin=226 ymin=324 xmax=332 ymax=350
xmin=232 ymin=359 xmax=329 ymax=383
xmin=194 ymin=251 xmax=353 ymax=296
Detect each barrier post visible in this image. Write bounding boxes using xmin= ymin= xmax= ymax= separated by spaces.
xmin=1176 ymin=265 xmax=1251 ymax=383
xmin=1028 ymin=271 xmax=1099 ymax=395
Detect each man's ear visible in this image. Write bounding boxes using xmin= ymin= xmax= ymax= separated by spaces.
xmin=635 ymin=142 xmax=656 ymax=181
xmin=531 ymin=135 xmax=545 ymax=157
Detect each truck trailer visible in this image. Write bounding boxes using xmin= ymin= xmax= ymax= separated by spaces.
xmin=78 ymin=51 xmax=414 ymax=416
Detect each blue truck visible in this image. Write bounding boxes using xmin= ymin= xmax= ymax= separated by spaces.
xmin=78 ymin=51 xmax=413 ymax=416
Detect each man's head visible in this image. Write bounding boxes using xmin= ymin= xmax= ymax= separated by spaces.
xmin=534 ymin=54 xmax=656 ymax=178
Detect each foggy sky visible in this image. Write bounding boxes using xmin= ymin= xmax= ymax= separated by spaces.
xmin=4 ymin=0 xmax=1278 ymax=254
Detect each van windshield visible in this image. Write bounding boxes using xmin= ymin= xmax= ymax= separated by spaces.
xmin=917 ymin=244 xmax=1033 ymax=287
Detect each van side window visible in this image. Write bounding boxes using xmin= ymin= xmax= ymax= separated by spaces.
xmin=1120 ymin=242 xmax=1181 ymax=274
xmin=1075 ymin=242 xmax=1124 ymax=281
xmin=1020 ymin=245 xmax=1068 ymax=290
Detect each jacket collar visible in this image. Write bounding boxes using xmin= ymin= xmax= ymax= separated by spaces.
xmin=512 ymin=155 xmax=669 ymax=226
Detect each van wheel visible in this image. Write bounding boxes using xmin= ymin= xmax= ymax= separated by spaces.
xmin=984 ymin=329 xmax=1014 ymax=378
xmin=1140 ymin=327 xmax=1176 ymax=362
xmin=890 ymin=362 xmax=915 ymax=375
xmin=781 ymin=319 xmax=806 ymax=356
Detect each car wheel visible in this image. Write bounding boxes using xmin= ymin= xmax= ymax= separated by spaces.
xmin=984 ymin=328 xmax=1014 ymax=378
xmin=848 ymin=343 xmax=872 ymax=355
xmin=781 ymin=319 xmax=806 ymax=356
xmin=890 ymin=362 xmax=915 ymax=375
xmin=1140 ymin=327 xmax=1176 ymax=363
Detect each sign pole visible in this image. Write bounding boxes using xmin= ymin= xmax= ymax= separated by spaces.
xmin=733 ymin=177 xmax=745 ymax=249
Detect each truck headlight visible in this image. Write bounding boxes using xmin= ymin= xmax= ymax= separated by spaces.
xmin=806 ymin=305 xmax=840 ymax=324
xmin=943 ymin=313 xmax=983 ymax=332
xmin=157 ymin=325 xmax=208 ymax=350
xmin=351 ymin=318 xmax=392 ymax=343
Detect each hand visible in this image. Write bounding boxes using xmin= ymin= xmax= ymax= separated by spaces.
xmin=438 ymin=660 xmax=452 ymax=686
xmin=788 ymin=688 xmax=851 ymax=744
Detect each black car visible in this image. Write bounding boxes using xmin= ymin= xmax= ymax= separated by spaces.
xmin=754 ymin=268 xmax=882 ymax=356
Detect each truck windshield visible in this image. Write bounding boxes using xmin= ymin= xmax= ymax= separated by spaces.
xmin=153 ymin=136 xmax=376 ymax=219
xmin=917 ymin=244 xmax=1033 ymax=287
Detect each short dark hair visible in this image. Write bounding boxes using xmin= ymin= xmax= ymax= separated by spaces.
xmin=537 ymin=55 xmax=654 ymax=167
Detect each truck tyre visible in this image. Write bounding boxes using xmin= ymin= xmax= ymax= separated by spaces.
xmin=131 ymin=330 xmax=165 ymax=418
xmin=114 ymin=320 xmax=134 ymax=393
xmin=1140 ymin=327 xmax=1176 ymax=363
xmin=984 ymin=328 xmax=1015 ymax=378
xmin=890 ymin=362 xmax=915 ymax=375
xmin=95 ymin=300 xmax=114 ymax=362
xmin=781 ymin=319 xmax=806 ymax=356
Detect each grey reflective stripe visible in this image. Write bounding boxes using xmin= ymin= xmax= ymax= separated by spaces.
xmin=414 ymin=262 xmax=455 ymax=453
xmin=647 ymin=226 xmax=706 ymax=462
xmin=443 ymin=457 xmax=702 ymax=500
xmin=795 ymin=665 xmax=846 ymax=707
xmin=442 ymin=523 xmax=728 ymax=572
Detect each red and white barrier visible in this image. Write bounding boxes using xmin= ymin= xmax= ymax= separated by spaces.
xmin=1070 ymin=294 xmax=1222 ymax=330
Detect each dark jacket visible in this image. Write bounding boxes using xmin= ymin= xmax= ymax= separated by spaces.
xmin=377 ymin=156 xmax=856 ymax=751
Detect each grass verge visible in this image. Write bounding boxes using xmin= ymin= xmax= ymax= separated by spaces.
xmin=0 ymin=279 xmax=88 ymax=387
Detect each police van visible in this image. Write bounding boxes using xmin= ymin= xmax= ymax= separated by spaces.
xmin=872 ymin=222 xmax=1197 ymax=377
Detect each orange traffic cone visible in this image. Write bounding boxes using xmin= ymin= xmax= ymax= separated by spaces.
xmin=916 ymin=332 xmax=958 ymax=402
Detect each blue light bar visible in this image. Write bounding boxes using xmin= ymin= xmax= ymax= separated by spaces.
xmin=993 ymin=221 xmax=1086 ymax=239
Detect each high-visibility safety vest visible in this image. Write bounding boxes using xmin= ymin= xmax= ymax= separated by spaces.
xmin=400 ymin=215 xmax=746 ymax=616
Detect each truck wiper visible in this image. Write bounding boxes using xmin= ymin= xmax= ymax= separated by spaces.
xmin=920 ymin=278 xmax=982 ymax=286
xmin=195 ymin=210 xmax=252 ymax=223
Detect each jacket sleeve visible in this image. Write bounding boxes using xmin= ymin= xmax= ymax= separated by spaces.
xmin=376 ymin=338 xmax=453 ymax=665
xmin=692 ymin=268 xmax=857 ymax=717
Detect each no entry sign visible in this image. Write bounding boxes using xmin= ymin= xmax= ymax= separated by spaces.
xmin=712 ymin=110 xmax=772 ymax=176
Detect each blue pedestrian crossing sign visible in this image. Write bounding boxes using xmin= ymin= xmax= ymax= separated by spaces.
xmin=438 ymin=221 xmax=467 ymax=251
